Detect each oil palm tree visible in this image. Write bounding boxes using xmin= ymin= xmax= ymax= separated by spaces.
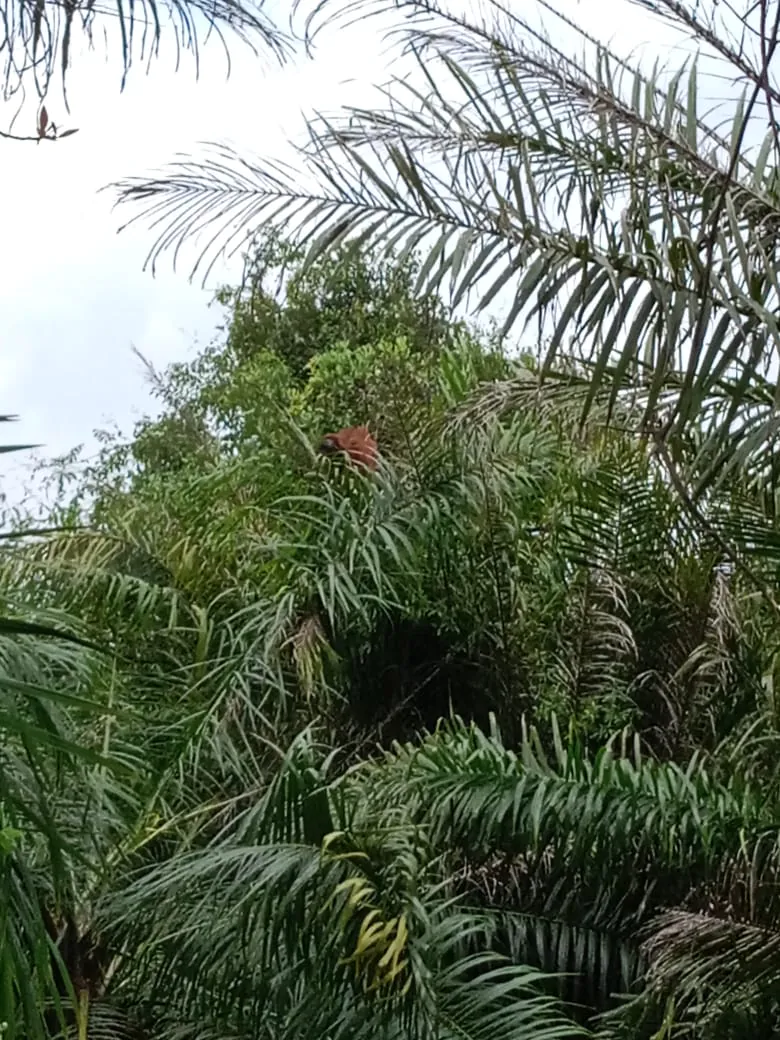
xmin=0 ymin=417 xmax=139 ymax=1040
xmin=19 ymin=233 xmax=780 ymax=1039
xmin=95 ymin=711 xmax=780 ymax=1040
xmin=110 ymin=0 xmax=780 ymax=514
xmin=100 ymin=724 xmax=589 ymax=1040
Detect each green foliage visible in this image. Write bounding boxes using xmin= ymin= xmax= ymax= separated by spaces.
xmin=96 ymin=715 xmax=780 ymax=1040
xmin=6 ymin=222 xmax=780 ymax=1040
xmin=0 ymin=421 xmax=136 ymax=1040
xmin=104 ymin=725 xmax=589 ymax=1040
xmin=22 ymin=0 xmax=780 ymax=1026
xmin=20 ymin=240 xmax=771 ymax=759
xmin=216 ymin=235 xmax=461 ymax=382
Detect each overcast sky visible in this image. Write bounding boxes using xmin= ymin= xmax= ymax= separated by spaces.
xmin=0 ymin=0 xmax=701 ymax=512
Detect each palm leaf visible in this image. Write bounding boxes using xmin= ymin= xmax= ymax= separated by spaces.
xmin=0 ymin=0 xmax=291 ymax=115
xmin=637 ymin=907 xmax=780 ymax=1034
xmin=103 ymin=728 xmax=588 ymax=1040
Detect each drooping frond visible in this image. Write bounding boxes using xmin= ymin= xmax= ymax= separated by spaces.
xmin=105 ymin=727 xmax=587 ymax=1040
xmin=639 ymin=907 xmax=780 ymax=1033
xmin=1 ymin=0 xmax=291 ymax=114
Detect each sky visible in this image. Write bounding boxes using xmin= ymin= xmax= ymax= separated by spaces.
xmin=0 ymin=0 xmax=708 ymax=512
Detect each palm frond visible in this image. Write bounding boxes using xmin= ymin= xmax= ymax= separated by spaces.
xmin=0 ymin=831 xmax=72 ymax=1040
xmin=103 ymin=728 xmax=588 ymax=1040
xmin=638 ymin=907 xmax=780 ymax=1034
xmin=386 ymin=716 xmax=769 ymax=888
xmin=1 ymin=0 xmax=291 ymax=114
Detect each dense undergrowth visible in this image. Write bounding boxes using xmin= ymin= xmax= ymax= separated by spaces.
xmin=1 ymin=235 xmax=779 ymax=1040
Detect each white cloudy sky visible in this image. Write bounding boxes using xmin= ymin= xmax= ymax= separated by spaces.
xmin=0 ymin=0 xmax=703 ymax=510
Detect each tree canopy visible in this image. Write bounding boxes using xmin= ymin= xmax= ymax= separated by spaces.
xmin=2 ymin=226 xmax=780 ymax=1038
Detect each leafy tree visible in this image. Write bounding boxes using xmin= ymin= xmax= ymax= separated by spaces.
xmin=217 ymin=234 xmax=462 ymax=382
xmin=23 ymin=240 xmax=771 ymax=758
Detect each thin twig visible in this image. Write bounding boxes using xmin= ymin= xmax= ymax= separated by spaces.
xmin=0 ymin=128 xmax=57 ymax=141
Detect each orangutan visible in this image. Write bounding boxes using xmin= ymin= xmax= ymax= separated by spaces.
xmin=318 ymin=425 xmax=378 ymax=472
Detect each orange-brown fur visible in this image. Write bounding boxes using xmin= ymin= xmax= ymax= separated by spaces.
xmin=318 ymin=425 xmax=378 ymax=471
